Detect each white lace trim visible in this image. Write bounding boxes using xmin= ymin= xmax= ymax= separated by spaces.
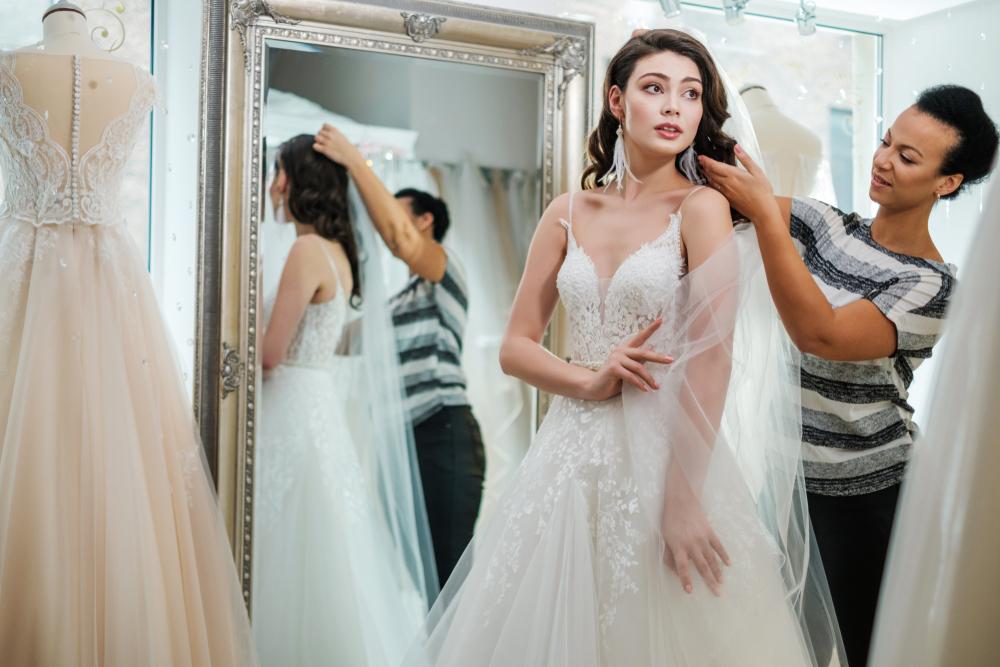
xmin=0 ymin=51 xmax=157 ymax=227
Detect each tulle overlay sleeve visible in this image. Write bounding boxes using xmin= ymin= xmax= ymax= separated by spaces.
xmin=624 ymin=223 xmax=843 ymax=664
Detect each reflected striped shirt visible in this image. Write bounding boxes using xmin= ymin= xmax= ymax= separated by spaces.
xmin=390 ymin=252 xmax=470 ymax=425
xmin=790 ymin=197 xmax=956 ymax=497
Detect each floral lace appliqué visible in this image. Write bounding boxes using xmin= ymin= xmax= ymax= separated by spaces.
xmin=481 ymin=211 xmax=686 ymax=634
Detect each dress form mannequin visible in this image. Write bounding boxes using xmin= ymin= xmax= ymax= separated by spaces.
xmin=0 ymin=3 xmax=258 ymax=663
xmin=740 ymin=84 xmax=822 ymax=197
xmin=9 ymin=1 xmax=141 ymax=155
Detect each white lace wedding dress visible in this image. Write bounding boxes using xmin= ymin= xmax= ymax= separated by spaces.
xmin=254 ymin=274 xmax=425 ymax=666
xmin=408 ymin=194 xmax=840 ymax=666
xmin=0 ymin=52 xmax=256 ymax=665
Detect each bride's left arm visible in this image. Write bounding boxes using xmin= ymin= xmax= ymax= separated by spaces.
xmin=659 ymin=188 xmax=738 ymax=597
xmin=262 ymin=237 xmax=325 ymax=370
xmin=699 ymin=148 xmax=896 ymax=361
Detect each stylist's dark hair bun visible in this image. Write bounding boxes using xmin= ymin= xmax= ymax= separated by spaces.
xmin=915 ymin=85 xmax=999 ymax=200
xmin=395 ymin=188 xmax=451 ymax=242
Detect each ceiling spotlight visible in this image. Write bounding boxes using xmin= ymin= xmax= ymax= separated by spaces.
xmin=723 ymin=0 xmax=749 ymax=25
xmin=797 ymin=0 xmax=817 ymax=36
xmin=658 ymin=0 xmax=682 ymax=18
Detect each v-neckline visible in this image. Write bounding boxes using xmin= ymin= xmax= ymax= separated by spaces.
xmin=563 ymin=211 xmax=682 ymax=290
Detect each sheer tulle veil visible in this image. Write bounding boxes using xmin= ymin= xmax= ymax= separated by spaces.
xmin=662 ymin=27 xmax=845 ymax=662
xmin=349 ymin=183 xmax=440 ymax=606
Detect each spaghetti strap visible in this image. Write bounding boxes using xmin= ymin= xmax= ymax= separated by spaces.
xmin=315 ymin=239 xmax=346 ymax=297
xmin=558 ymin=191 xmax=577 ymax=248
xmin=678 ymin=185 xmax=707 ymax=211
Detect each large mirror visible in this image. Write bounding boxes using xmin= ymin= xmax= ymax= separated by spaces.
xmin=203 ymin=1 xmax=592 ymax=662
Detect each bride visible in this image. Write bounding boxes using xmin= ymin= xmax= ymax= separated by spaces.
xmin=407 ymin=29 xmax=843 ymax=666
xmin=253 ymin=134 xmax=434 ymax=666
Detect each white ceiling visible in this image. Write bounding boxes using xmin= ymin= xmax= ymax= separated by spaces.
xmin=737 ymin=0 xmax=981 ymax=21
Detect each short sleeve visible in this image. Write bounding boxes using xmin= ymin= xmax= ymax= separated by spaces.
xmin=866 ymin=268 xmax=955 ymax=358
xmin=789 ymin=197 xmax=839 ymax=256
xmin=434 ymin=250 xmax=469 ymax=344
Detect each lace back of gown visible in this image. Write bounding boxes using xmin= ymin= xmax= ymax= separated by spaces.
xmin=0 ymin=51 xmax=257 ymax=666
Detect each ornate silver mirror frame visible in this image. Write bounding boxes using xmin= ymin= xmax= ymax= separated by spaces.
xmin=197 ymin=0 xmax=593 ymax=607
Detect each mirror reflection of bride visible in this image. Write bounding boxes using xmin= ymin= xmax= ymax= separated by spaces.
xmin=252 ymin=135 xmax=434 ymax=666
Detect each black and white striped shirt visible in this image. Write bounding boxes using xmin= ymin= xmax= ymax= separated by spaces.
xmin=390 ymin=252 xmax=470 ymax=425
xmin=791 ymin=197 xmax=956 ymax=497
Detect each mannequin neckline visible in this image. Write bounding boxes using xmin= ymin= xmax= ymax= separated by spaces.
xmin=741 ymin=87 xmax=778 ymax=112
xmin=38 ymin=6 xmax=107 ymax=58
xmin=10 ymin=47 xmax=126 ymax=65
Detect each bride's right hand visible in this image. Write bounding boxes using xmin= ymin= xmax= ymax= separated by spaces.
xmin=583 ymin=318 xmax=673 ymax=401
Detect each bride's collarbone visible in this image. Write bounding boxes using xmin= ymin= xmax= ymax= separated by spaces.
xmin=571 ymin=207 xmax=677 ymax=249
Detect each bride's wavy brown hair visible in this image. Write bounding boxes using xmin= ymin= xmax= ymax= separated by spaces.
xmin=277 ymin=134 xmax=362 ymax=308
xmin=581 ymin=29 xmax=738 ymax=191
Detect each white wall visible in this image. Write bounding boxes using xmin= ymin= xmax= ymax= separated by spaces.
xmin=269 ymin=47 xmax=541 ymax=170
xmin=882 ymin=0 xmax=1000 ymax=418
xmin=151 ymin=0 xmax=204 ymax=394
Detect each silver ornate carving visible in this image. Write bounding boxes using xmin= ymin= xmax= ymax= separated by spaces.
xmin=220 ymin=342 xmax=244 ymax=399
xmin=519 ymin=36 xmax=587 ymax=109
xmin=230 ymin=0 xmax=299 ymax=70
xmin=400 ymin=12 xmax=446 ymax=43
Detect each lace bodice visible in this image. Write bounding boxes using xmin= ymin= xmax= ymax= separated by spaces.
xmin=265 ymin=289 xmax=349 ymax=369
xmin=0 ymin=52 xmax=156 ymax=227
xmin=556 ymin=210 xmax=686 ymax=368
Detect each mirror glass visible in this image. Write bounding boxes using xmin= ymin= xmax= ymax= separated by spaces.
xmin=252 ymin=38 xmax=544 ymax=663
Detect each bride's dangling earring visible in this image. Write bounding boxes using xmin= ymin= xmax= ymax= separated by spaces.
xmin=678 ymin=146 xmax=707 ymax=185
xmin=601 ymin=123 xmax=642 ymax=192
xmin=274 ymin=195 xmax=288 ymax=224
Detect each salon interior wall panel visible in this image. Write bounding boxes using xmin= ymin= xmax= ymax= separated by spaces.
xmin=150 ymin=0 xmax=204 ymax=394
xmin=882 ymin=0 xmax=1000 ymax=419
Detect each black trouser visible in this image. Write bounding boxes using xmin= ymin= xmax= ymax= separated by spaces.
xmin=413 ymin=405 xmax=485 ymax=589
xmin=808 ymin=483 xmax=901 ymax=667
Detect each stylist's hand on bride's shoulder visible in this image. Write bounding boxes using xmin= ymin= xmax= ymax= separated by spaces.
xmin=699 ymin=145 xmax=779 ymax=223
xmin=661 ymin=468 xmax=731 ymax=597
xmin=584 ymin=318 xmax=672 ymax=401
xmin=313 ymin=124 xmax=364 ymax=172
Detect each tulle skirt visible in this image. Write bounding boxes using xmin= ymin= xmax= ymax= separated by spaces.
xmin=407 ymin=394 xmax=818 ymax=666
xmin=253 ymin=362 xmax=425 ymax=666
xmin=0 ymin=218 xmax=257 ymax=666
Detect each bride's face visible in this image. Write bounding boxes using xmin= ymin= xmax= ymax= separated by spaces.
xmin=611 ymin=50 xmax=704 ymax=161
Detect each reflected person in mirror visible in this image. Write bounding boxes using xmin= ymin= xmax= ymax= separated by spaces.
xmin=314 ymin=124 xmax=486 ymax=589
xmin=255 ymin=135 xmax=428 ymax=665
